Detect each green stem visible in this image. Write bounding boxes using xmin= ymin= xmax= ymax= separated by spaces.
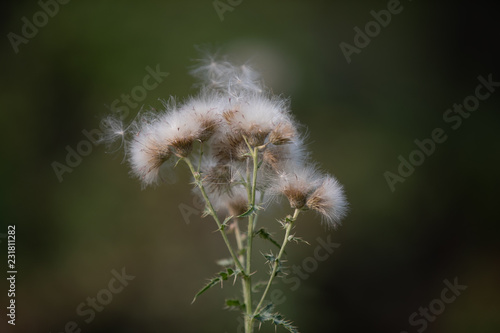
xmin=235 ymin=219 xmax=252 ymax=333
xmin=253 ymin=190 xmax=265 ymax=227
xmin=252 ymin=209 xmax=301 ymax=317
xmin=234 ymin=218 xmax=244 ymax=261
xmin=196 ymin=142 xmax=204 ymax=173
xmin=244 ymin=146 xmax=260 ymax=333
xmin=246 ymin=147 xmax=259 ymax=275
xmin=243 ymin=274 xmax=253 ymax=333
xmin=250 ymin=147 xmax=258 ymax=205
xmin=245 ymin=158 xmax=252 ymax=200
xmin=183 ymin=157 xmax=245 ymax=274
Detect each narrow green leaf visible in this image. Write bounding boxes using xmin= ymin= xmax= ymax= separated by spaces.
xmin=223 ymin=215 xmax=234 ymax=225
xmin=238 ymin=205 xmax=255 ymax=217
xmin=219 ymin=215 xmax=234 ymax=230
xmin=255 ymin=228 xmax=283 ymax=251
xmin=191 ymin=268 xmax=239 ymax=303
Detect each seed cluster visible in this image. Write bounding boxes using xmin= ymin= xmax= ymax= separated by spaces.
xmin=102 ymin=57 xmax=348 ymax=227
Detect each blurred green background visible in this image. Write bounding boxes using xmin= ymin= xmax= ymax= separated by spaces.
xmin=1 ymin=0 xmax=499 ymax=332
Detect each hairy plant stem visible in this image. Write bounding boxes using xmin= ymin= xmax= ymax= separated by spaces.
xmin=233 ymin=219 xmax=244 ymax=263
xmin=196 ymin=142 xmax=204 ymax=173
xmin=183 ymin=157 xmax=245 ymax=273
xmin=243 ymin=146 xmax=260 ymax=333
xmin=252 ymin=208 xmax=301 ymax=318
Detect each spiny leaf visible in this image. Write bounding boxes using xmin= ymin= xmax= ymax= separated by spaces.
xmin=254 ymin=303 xmax=300 ymax=333
xmin=288 ymin=235 xmax=310 ymax=245
xmin=191 ymin=268 xmax=239 ymax=303
xmin=278 ymin=216 xmax=294 ymax=228
xmin=219 ymin=215 xmax=234 ymax=230
xmin=263 ymin=252 xmax=277 ymax=263
xmin=238 ymin=205 xmax=256 ymax=217
xmin=254 ymin=228 xmax=283 ymax=251
xmin=225 ymin=299 xmax=246 ymax=311
xmin=255 ymin=303 xmax=274 ymax=320
xmin=263 ymin=252 xmax=283 ymax=276
xmin=201 ymin=207 xmax=211 ymax=218
xmin=270 ymin=314 xmax=299 ymax=333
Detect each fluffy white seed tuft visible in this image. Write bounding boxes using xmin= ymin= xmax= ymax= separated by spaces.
xmin=306 ymin=175 xmax=348 ymax=228
xmin=269 ymin=164 xmax=322 ymax=209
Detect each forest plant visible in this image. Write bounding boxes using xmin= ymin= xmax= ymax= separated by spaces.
xmin=102 ymin=56 xmax=348 ymax=332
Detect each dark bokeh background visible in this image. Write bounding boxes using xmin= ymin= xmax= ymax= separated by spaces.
xmin=1 ymin=1 xmax=499 ymax=332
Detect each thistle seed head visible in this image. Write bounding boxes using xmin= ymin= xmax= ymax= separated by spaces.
xmin=213 ymin=133 xmax=249 ymax=163
xmin=169 ymin=136 xmax=194 ymax=158
xmin=262 ymin=137 xmax=307 ymax=173
xmin=129 ymin=131 xmax=172 ymax=186
xmin=306 ymin=175 xmax=348 ymax=228
xmin=203 ymin=163 xmax=233 ymax=195
xmin=270 ymin=165 xmax=322 ymax=209
xmin=268 ymin=121 xmax=296 ymax=145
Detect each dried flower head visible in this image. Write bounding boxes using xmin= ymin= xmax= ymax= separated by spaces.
xmin=225 ymin=95 xmax=292 ymax=146
xmin=180 ymin=92 xmax=224 ymax=142
xmin=203 ymin=161 xmax=234 ymax=195
xmin=270 ymin=165 xmax=322 ymax=209
xmin=129 ymin=128 xmax=172 ymax=186
xmin=214 ymin=132 xmax=251 ymax=163
xmin=268 ymin=121 xmax=296 ymax=145
xmin=262 ymin=137 xmax=306 ymax=172
xmin=306 ymin=175 xmax=348 ymax=228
